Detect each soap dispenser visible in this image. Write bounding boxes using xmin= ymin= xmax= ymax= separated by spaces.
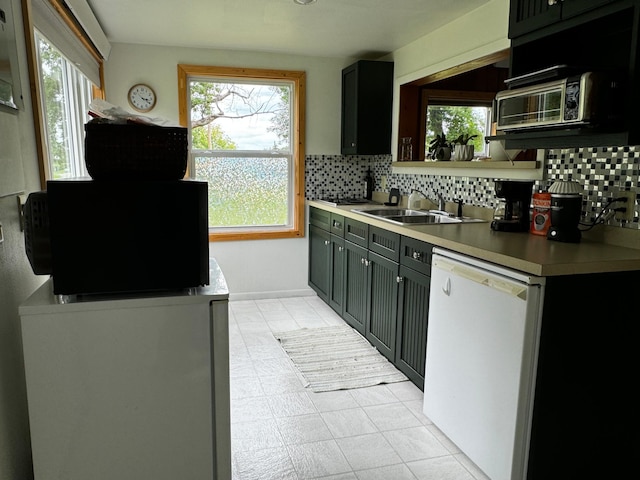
xmin=408 ymin=189 xmax=422 ymax=210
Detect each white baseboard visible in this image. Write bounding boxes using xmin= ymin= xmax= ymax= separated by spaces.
xmin=229 ymin=288 xmax=316 ymax=301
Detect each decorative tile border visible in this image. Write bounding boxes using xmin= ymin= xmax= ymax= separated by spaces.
xmin=305 ymin=148 xmax=639 ymax=230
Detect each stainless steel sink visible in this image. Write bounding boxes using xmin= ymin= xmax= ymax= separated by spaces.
xmin=351 ymin=207 xmax=486 ymax=226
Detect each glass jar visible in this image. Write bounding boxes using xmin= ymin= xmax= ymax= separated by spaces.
xmin=400 ymin=137 xmax=413 ymax=161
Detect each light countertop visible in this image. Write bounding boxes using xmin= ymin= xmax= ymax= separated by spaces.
xmin=308 ymin=200 xmax=640 ymax=277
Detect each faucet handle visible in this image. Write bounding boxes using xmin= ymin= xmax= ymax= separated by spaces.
xmin=455 ymin=198 xmax=464 ymax=218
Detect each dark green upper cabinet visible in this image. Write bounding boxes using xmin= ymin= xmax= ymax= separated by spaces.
xmin=341 ymin=60 xmax=394 ymax=155
xmin=509 ymin=0 xmax=617 ymax=39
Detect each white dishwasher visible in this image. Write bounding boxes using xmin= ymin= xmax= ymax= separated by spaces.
xmin=423 ymin=248 xmax=544 ymax=480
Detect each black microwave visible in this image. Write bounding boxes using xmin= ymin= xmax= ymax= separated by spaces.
xmin=25 ymin=179 xmax=209 ymax=296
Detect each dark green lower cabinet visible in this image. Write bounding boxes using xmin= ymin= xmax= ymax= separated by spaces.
xmin=343 ymin=241 xmax=368 ymax=335
xmin=395 ymin=265 xmax=430 ymax=390
xmin=366 ymin=252 xmax=399 ymax=362
xmin=309 ymin=212 xmax=432 ymax=390
xmin=309 ymin=224 xmax=330 ymax=302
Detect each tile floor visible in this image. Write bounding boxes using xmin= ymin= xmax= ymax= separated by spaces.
xmin=229 ymin=296 xmax=491 ymax=480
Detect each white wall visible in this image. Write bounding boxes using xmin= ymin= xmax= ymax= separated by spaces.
xmin=103 ymin=44 xmax=351 ymax=299
xmin=0 ymin=1 xmax=47 ymax=479
xmin=102 ymin=2 xmax=511 ymax=300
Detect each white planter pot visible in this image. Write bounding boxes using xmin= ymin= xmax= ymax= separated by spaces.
xmin=453 ymin=144 xmax=474 ymax=161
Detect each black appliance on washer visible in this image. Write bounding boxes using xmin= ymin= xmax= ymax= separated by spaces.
xmin=25 ymin=179 xmax=209 ymax=296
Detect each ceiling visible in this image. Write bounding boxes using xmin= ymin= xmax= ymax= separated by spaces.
xmin=86 ymin=0 xmax=490 ymax=59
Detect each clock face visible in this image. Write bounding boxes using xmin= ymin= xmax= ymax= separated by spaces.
xmin=128 ymin=84 xmax=156 ymax=112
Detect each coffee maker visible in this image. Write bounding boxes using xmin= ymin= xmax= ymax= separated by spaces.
xmin=490 ymin=180 xmax=534 ymax=232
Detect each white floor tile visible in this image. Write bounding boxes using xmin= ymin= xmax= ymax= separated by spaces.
xmin=268 ymin=392 xmax=318 ymax=418
xmin=315 ymin=474 xmax=358 ymax=480
xmin=259 ymin=372 xmax=306 ymax=396
xmin=276 ymin=413 xmax=334 ymax=445
xmin=231 ymin=396 xmax=273 ymax=423
xmin=233 ymin=446 xmax=299 ymax=480
xmin=407 ymin=456 xmax=476 ymax=480
xmin=382 ymin=426 xmax=449 ymax=462
xmin=229 ymin=296 xmax=479 ymax=480
xmin=336 ymin=433 xmax=402 ymax=471
xmin=354 ymin=463 xmax=418 ymax=480
xmin=349 ymin=384 xmax=399 ymax=407
xmin=231 ymin=374 xmax=264 ymax=399
xmin=386 ymin=381 xmax=424 ymax=402
xmin=321 ymin=408 xmax=378 ymax=438
xmin=232 ymin=418 xmax=284 ymax=451
xmin=287 ymin=439 xmax=352 ymax=478
xmin=308 ymin=390 xmax=359 ymax=412
xmin=363 ymin=403 xmax=422 ymax=431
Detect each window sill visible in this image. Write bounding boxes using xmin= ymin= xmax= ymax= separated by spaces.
xmin=209 ymin=228 xmax=304 ymax=242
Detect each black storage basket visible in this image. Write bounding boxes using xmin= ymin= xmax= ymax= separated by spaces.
xmin=84 ymin=122 xmax=188 ymax=181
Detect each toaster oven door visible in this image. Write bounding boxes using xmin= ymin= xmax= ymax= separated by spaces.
xmin=496 ymin=82 xmax=565 ymax=130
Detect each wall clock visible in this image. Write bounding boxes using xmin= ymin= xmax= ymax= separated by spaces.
xmin=127 ymin=83 xmax=157 ymax=112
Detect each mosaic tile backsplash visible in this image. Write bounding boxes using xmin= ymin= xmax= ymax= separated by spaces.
xmin=305 ymin=147 xmax=640 ymax=230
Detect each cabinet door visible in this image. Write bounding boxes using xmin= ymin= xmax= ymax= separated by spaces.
xmin=509 ymin=0 xmax=561 ymax=38
xmin=395 ymin=265 xmax=430 ymax=390
xmin=366 ymin=252 xmax=399 ymax=362
xmin=343 ymin=241 xmax=368 ymax=335
xmin=308 ymin=225 xmax=331 ymax=302
xmin=340 ymin=60 xmax=394 ymax=155
xmin=341 ymin=64 xmax=358 ymax=153
xmin=328 ymin=235 xmax=345 ymax=315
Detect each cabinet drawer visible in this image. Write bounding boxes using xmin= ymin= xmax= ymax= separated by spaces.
xmin=400 ymin=236 xmax=433 ymax=276
xmin=345 ymin=217 xmax=368 ymax=247
xmin=368 ymin=226 xmax=400 ymax=262
xmin=330 ymin=213 xmax=345 ymax=237
xmin=309 ymin=207 xmax=331 ymax=231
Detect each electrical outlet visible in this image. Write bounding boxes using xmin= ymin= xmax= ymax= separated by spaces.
xmin=614 ymin=190 xmax=636 ymax=222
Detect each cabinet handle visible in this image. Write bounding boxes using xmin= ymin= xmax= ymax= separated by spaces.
xmin=324 ymin=240 xmax=330 ymax=246
xmin=412 ymin=251 xmax=421 ymax=260
xmin=333 ymin=221 xmax=342 ymax=228
xmin=548 ymin=0 xmax=558 ymax=5
xmin=396 ymin=276 xmax=403 ymax=283
xmin=361 ymin=257 xmax=365 ymax=264
xmin=338 ymin=246 xmax=343 ymax=252
xmin=351 ymin=142 xmax=356 ymax=147
xmin=364 ymin=259 xmax=370 ymax=267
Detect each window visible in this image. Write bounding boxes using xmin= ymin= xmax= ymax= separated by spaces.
xmin=25 ymin=0 xmax=107 ymax=186
xmin=178 ymin=65 xmax=306 ymax=241
xmin=35 ymin=31 xmax=94 ymax=179
xmin=422 ymin=90 xmax=495 ymax=159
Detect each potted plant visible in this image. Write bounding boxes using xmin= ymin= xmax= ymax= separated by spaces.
xmin=428 ymin=133 xmax=452 ymax=161
xmin=451 ymin=134 xmax=478 ymax=161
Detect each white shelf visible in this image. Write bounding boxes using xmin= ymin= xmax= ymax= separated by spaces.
xmin=391 ymin=160 xmax=543 ymax=180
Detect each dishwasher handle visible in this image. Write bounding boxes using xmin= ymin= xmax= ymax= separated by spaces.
xmin=434 ymin=257 xmax=528 ymax=301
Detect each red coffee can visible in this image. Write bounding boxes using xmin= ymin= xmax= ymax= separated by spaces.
xmin=530 ymin=192 xmax=551 ymax=236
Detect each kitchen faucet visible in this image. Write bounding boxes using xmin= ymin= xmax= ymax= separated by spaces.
xmin=411 ymin=188 xmax=446 ymax=213
xmin=429 ymin=188 xmax=446 ymax=212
